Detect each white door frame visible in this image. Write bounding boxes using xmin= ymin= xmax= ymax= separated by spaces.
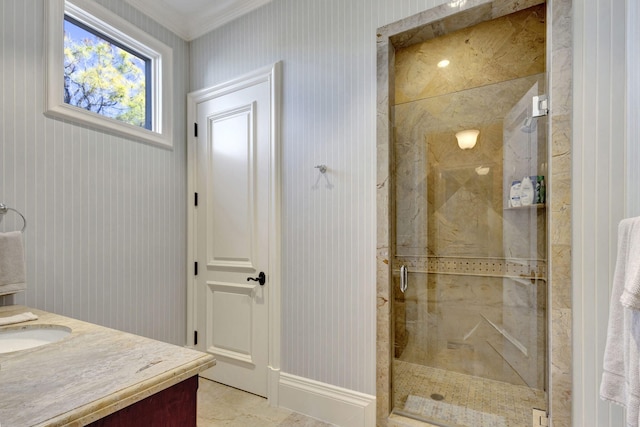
xmin=186 ymin=62 xmax=282 ymax=404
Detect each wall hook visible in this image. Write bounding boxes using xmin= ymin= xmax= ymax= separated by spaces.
xmin=315 ymin=165 xmax=327 ymax=174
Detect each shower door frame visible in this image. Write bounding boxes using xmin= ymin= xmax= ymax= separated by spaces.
xmin=375 ymin=0 xmax=573 ymax=425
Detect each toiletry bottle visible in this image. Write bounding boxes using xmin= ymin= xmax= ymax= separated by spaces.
xmin=510 ymin=180 xmax=522 ymax=207
xmin=520 ymin=176 xmax=534 ymax=206
xmin=532 ymin=176 xmax=541 ymax=203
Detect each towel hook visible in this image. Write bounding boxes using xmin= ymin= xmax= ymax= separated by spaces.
xmin=0 ymin=203 xmax=26 ymax=232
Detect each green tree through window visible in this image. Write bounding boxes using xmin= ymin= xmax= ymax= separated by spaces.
xmin=63 ymin=17 xmax=150 ymax=129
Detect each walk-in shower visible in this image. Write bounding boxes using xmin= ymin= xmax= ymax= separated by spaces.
xmin=385 ymin=3 xmax=549 ymax=426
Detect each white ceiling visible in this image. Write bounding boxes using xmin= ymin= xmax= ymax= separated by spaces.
xmin=122 ymin=0 xmax=272 ymax=41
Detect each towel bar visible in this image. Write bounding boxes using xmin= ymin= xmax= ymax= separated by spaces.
xmin=0 ymin=203 xmax=26 ymax=232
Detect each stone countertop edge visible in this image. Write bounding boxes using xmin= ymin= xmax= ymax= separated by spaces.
xmin=41 ymin=355 xmax=215 ymax=427
xmin=0 ymin=305 xmax=215 ymax=427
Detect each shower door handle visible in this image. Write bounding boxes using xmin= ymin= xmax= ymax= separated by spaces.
xmin=400 ymin=265 xmax=408 ymax=293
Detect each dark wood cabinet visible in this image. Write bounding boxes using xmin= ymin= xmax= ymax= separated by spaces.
xmin=87 ymin=376 xmax=199 ymax=427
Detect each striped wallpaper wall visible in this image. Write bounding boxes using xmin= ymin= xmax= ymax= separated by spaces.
xmin=189 ymin=0 xmax=455 ymax=395
xmin=0 ymin=0 xmax=190 ymax=346
xmin=628 ymin=0 xmax=640 ymax=218
xmin=572 ymin=0 xmax=628 ymax=425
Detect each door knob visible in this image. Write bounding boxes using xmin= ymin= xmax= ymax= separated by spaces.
xmin=247 ymin=271 xmax=266 ymax=286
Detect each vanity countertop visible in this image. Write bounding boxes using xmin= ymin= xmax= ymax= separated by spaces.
xmin=0 ymin=305 xmax=215 ymax=427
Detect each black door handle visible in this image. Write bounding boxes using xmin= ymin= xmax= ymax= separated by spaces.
xmin=247 ymin=271 xmax=266 ymax=286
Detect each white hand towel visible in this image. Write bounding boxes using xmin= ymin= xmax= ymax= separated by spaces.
xmin=601 ymin=217 xmax=640 ymax=427
xmin=621 ymin=217 xmax=640 ymax=310
xmin=0 ymin=311 xmax=38 ymax=326
xmin=0 ymin=231 xmax=27 ymax=295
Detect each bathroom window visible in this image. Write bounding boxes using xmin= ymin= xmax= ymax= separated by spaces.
xmin=45 ymin=0 xmax=174 ymax=148
xmin=63 ymin=16 xmax=151 ymax=129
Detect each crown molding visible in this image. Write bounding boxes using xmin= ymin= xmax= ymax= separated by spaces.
xmin=123 ymin=0 xmax=191 ymax=39
xmin=123 ymin=0 xmax=272 ymax=41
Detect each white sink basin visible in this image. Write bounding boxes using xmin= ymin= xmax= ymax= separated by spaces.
xmin=0 ymin=325 xmax=72 ymax=354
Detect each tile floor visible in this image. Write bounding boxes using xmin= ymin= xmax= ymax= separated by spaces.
xmin=393 ymin=360 xmax=547 ymax=427
xmin=197 ymin=364 xmax=546 ymax=427
xmin=197 ymin=377 xmax=335 ymax=427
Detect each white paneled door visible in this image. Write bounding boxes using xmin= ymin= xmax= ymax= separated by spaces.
xmin=190 ymin=67 xmax=278 ymax=397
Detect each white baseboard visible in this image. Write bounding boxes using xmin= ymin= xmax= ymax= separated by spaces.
xmin=278 ymin=372 xmax=376 ymax=427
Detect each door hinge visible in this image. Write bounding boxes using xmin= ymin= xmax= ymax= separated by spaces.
xmin=194 ymin=262 xmax=198 ymax=276
xmin=194 ymin=192 xmax=198 ymax=206
xmin=194 ymin=330 xmax=198 ymax=346
xmin=532 ymin=95 xmax=548 ymax=117
xmin=532 ymin=408 xmax=549 ymax=427
xmin=194 ymin=122 xmax=198 ymax=137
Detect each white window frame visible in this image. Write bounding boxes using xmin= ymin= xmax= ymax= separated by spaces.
xmin=45 ymin=0 xmax=174 ymax=149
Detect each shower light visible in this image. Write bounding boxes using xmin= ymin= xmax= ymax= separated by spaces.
xmin=437 ymin=59 xmax=450 ymax=68
xmin=475 ymin=166 xmax=490 ymax=175
xmin=455 ymin=129 xmax=479 ymax=150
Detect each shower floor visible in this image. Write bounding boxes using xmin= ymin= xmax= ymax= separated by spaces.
xmin=393 ymin=360 xmax=546 ymax=427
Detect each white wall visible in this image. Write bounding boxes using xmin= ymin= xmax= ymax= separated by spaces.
xmin=628 ymin=0 xmax=640 ymax=218
xmin=572 ymin=0 xmax=628 ymax=425
xmin=0 ymin=0 xmax=190 ymax=346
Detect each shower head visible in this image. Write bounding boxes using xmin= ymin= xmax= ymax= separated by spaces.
xmin=521 ymin=116 xmax=537 ymax=134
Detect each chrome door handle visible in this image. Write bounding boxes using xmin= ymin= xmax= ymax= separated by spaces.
xmin=400 ymin=265 xmax=408 ymax=293
xmin=247 ymin=271 xmax=266 ymax=286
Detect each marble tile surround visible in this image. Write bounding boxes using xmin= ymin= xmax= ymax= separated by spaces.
xmin=392 ymin=3 xmax=547 ymax=262
xmin=394 ymin=4 xmax=546 ymax=105
xmin=393 ymin=271 xmax=546 ymax=389
xmin=393 ymin=0 xmax=548 ymax=398
xmin=393 ymin=79 xmax=548 ymax=261
xmin=377 ymin=0 xmax=572 ymax=426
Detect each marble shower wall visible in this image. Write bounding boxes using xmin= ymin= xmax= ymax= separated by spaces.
xmin=392 ymin=4 xmax=546 ymax=260
xmin=394 ymin=5 xmax=546 ymax=104
xmin=391 ymin=5 xmax=547 ymax=378
xmin=394 ymin=271 xmax=546 ymax=388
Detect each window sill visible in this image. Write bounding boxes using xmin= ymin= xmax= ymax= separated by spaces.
xmin=45 ymin=103 xmax=173 ymax=149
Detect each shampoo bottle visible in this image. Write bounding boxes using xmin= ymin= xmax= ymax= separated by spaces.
xmin=509 ymin=181 xmax=522 ymax=207
xmin=520 ymin=176 xmax=534 ymax=206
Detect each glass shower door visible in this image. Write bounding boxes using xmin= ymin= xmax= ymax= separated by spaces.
xmin=388 ymin=3 xmax=550 ymax=427
xmin=391 ymin=79 xmax=548 ymax=427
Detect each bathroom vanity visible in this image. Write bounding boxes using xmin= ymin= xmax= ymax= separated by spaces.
xmin=0 ymin=305 xmax=215 ymax=426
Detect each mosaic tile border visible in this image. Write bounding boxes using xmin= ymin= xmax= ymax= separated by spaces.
xmin=394 ymin=256 xmax=547 ymax=280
